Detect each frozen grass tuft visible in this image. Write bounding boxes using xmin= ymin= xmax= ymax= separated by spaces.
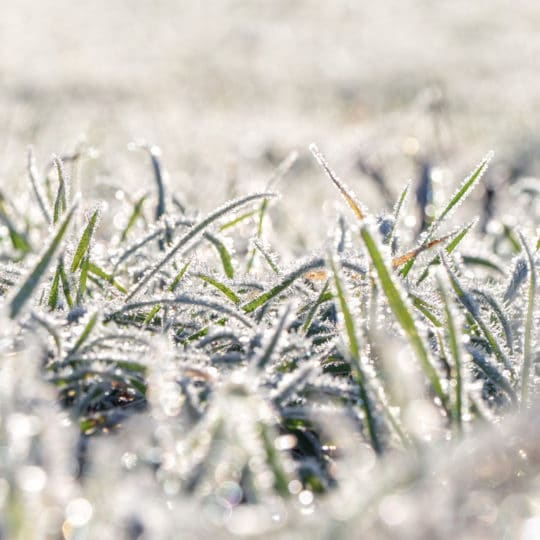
xmin=1 ymin=143 xmax=540 ymax=538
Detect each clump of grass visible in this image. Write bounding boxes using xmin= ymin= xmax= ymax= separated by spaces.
xmin=0 ymin=141 xmax=539 ymax=538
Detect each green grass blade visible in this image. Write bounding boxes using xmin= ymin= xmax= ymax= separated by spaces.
xmin=204 ymin=232 xmax=234 ymax=279
xmin=8 ymin=202 xmax=77 ymax=319
xmin=387 ymin=180 xmax=410 ymax=247
xmin=197 ymin=273 xmax=240 ymax=304
xmin=76 ymin=256 xmax=90 ymax=305
xmin=126 ymin=191 xmax=276 ymax=300
xmin=429 ymin=152 xmax=493 ymax=236
xmin=327 ymin=253 xmax=381 ymax=454
xmin=416 ymin=219 xmax=476 ymax=285
xmin=0 ymin=197 xmax=31 ymax=254
xmin=59 ymin=261 xmax=73 ymax=308
xmin=168 ymin=261 xmax=191 ymax=292
xmin=409 ymin=293 xmax=443 ymax=328
xmin=86 ymin=262 xmax=127 ymax=294
xmin=52 ymin=156 xmax=68 ymax=225
xmin=218 ymin=210 xmax=258 ymax=232
xmin=143 ymin=304 xmax=161 ymax=325
xmin=242 ymin=257 xmax=325 ymax=313
xmin=253 ymin=239 xmax=280 ymax=274
xmin=120 ymin=194 xmax=147 ymax=243
xmin=48 ymin=259 xmax=62 ymax=310
xmin=71 ymin=208 xmax=99 ymax=272
xmin=360 ymin=225 xmax=447 ymax=407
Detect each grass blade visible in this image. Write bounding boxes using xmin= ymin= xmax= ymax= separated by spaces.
xmin=242 ymin=257 xmax=325 ymax=313
xmin=120 ymin=194 xmax=147 ymax=243
xmin=386 ymin=180 xmax=410 ymax=248
xmin=204 ymin=232 xmax=234 ymax=279
xmin=360 ymin=224 xmax=447 ymax=407
xmin=87 ymin=262 xmax=127 ymax=294
xmin=52 ymin=156 xmax=68 ymax=225
xmin=8 ymin=202 xmax=77 ymax=319
xmin=327 ymin=253 xmax=382 ymax=454
xmin=310 ymin=144 xmax=366 ymax=222
xmin=48 ymin=259 xmax=62 ymax=310
xmin=197 ymin=273 xmax=240 ymax=304
xmin=416 ymin=219 xmax=477 ymax=284
xmin=429 ymin=151 xmax=493 ymax=236
xmin=71 ymin=208 xmax=99 ymax=272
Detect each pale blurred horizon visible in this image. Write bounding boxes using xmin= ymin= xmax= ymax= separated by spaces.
xmin=1 ymin=0 xmax=539 ymax=244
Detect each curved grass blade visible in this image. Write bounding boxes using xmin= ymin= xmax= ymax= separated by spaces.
xmin=416 ymin=219 xmax=477 ymax=284
xmin=360 ymin=225 xmax=447 ymax=407
xmin=8 ymin=202 xmax=77 ymax=319
xmin=87 ymin=262 xmax=127 ymax=294
xmin=441 ymin=253 xmax=515 ymax=378
xmin=219 ymin=209 xmax=257 ymax=232
xmin=518 ymin=231 xmax=536 ymax=404
xmin=204 ymin=232 xmax=234 ymax=279
xmin=409 ymin=293 xmax=442 ymax=328
xmin=111 ymin=295 xmax=254 ymax=328
xmin=120 ymin=194 xmax=147 ymax=243
xmin=71 ymin=208 xmax=99 ymax=272
xmin=52 ymin=156 xmax=68 ymax=225
xmin=466 ymin=346 xmax=517 ymax=405
xmin=253 ymin=239 xmax=280 ymax=275
xmin=242 ymin=257 xmax=325 ymax=314
xmin=386 ymin=180 xmax=410 ymax=248
xmin=503 ymin=256 xmax=527 ymax=304
xmin=429 ymin=151 xmax=493 ymax=236
xmin=392 ymin=232 xmax=453 ymax=269
xmin=327 ymin=253 xmax=381 ymax=454
xmin=310 ymin=144 xmax=366 ymax=222
xmin=168 ymin=260 xmax=191 ymax=292
xmin=197 ymin=273 xmax=239 ymax=304
xmin=126 ymin=192 xmax=276 ymax=300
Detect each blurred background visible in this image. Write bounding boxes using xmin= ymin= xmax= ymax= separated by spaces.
xmin=1 ymin=0 xmax=540 ymax=245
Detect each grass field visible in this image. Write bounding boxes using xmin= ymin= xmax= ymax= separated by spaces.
xmin=2 ymin=2 xmax=540 ymax=539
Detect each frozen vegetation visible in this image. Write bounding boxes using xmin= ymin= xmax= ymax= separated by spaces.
xmin=2 ymin=1 xmax=540 ymax=538
xmin=1 ymin=139 xmax=540 ymax=539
